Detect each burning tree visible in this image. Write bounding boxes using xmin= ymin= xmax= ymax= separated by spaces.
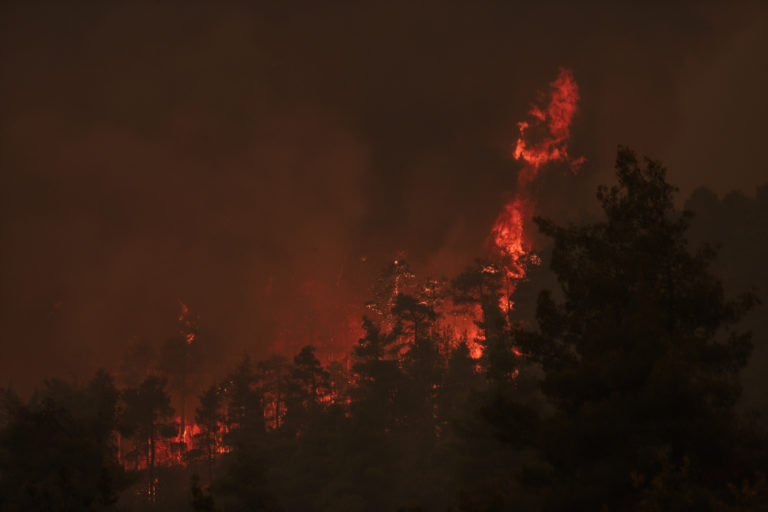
xmin=489 ymin=67 xmax=583 ymax=309
xmin=159 ymin=301 xmax=202 ymax=444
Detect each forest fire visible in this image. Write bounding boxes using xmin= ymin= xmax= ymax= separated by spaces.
xmin=114 ymin=69 xmax=586 ymax=491
xmin=4 ymin=4 xmax=767 ymax=510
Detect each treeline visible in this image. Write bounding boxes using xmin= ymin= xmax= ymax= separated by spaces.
xmin=1 ymin=148 xmax=767 ymax=511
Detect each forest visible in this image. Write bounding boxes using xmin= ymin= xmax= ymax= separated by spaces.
xmin=2 ymin=149 xmax=767 ymax=511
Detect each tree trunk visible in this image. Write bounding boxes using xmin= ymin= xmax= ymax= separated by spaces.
xmin=207 ymin=432 xmax=214 ymax=484
xmin=149 ymin=432 xmax=156 ymax=502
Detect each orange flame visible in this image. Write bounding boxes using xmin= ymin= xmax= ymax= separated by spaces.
xmin=513 ymin=67 xmax=584 ymax=184
xmin=490 ymin=68 xmax=583 ymax=279
xmin=490 ymin=197 xmax=529 ymax=278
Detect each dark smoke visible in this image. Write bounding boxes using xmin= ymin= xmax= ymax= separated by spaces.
xmin=1 ymin=0 xmax=766 ymax=391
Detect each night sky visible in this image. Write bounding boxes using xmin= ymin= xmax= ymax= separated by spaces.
xmin=2 ymin=1 xmax=766 ymax=391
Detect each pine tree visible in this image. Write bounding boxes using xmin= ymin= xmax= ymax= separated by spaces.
xmin=284 ymin=346 xmax=330 ymax=435
xmin=351 ymin=317 xmax=402 ymax=432
xmin=195 ymin=383 xmax=223 ymax=484
xmin=515 ymin=148 xmax=760 ymax=509
xmin=120 ymin=375 xmax=175 ymax=502
xmin=223 ymin=356 xmax=264 ymax=451
xmin=0 ymin=372 xmax=127 ymax=511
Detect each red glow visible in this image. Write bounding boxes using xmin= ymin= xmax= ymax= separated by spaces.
xmin=439 ymin=302 xmax=484 ymax=358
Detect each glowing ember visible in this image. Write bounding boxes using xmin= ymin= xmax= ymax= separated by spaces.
xmin=178 ymin=300 xmax=197 ymax=344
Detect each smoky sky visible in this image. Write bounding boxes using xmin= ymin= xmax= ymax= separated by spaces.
xmin=1 ymin=0 xmax=767 ymax=391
